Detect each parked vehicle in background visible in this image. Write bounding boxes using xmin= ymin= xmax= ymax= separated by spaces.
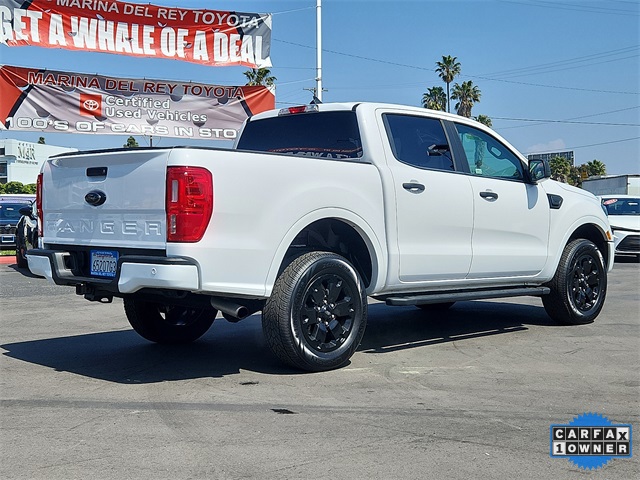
xmin=28 ymin=102 xmax=615 ymax=372
xmin=0 ymin=195 xmax=35 ymax=252
xmin=600 ymin=195 xmax=640 ymax=259
xmin=15 ymin=200 xmax=39 ymax=268
xmin=583 ymin=174 xmax=640 ymax=196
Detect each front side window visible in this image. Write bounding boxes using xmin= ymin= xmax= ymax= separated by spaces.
xmin=456 ymin=123 xmax=525 ymax=180
xmin=384 ymin=114 xmax=454 ymax=171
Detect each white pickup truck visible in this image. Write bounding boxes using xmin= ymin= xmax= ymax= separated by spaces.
xmin=28 ymin=102 xmax=614 ymax=371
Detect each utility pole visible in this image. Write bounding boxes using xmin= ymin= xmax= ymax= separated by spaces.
xmin=316 ymin=0 xmax=322 ymax=103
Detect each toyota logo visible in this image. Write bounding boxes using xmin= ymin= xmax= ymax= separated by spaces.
xmin=83 ymin=99 xmax=100 ymax=111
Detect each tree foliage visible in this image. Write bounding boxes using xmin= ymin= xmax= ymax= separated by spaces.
xmin=0 ymin=181 xmax=36 ymax=194
xmin=586 ymin=159 xmax=606 ymax=177
xmin=549 ymin=156 xmax=572 ymax=183
xmin=435 ymin=55 xmax=461 ymax=113
xmin=451 ymin=80 xmax=481 ymax=118
xmin=549 ymin=156 xmax=607 ymax=187
xmin=422 ymin=86 xmax=446 ymax=111
xmin=243 ymin=68 xmax=277 ymax=86
xmin=474 ymin=115 xmax=492 ymax=127
xmin=123 ymin=136 xmax=139 ymax=148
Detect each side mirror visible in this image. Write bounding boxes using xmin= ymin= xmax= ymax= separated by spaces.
xmin=529 ymin=158 xmax=551 ymax=182
xmin=19 ymin=205 xmax=33 ymax=217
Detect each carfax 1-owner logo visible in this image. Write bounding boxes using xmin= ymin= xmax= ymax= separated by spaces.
xmin=550 ymin=413 xmax=632 ymax=470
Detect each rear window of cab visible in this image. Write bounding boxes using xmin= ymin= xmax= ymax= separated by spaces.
xmin=237 ymin=111 xmax=363 ymax=160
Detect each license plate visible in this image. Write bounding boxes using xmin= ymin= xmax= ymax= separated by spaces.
xmin=90 ymin=250 xmax=118 ymax=277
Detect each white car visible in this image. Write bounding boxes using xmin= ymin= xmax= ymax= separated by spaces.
xmin=600 ymin=195 xmax=640 ymax=258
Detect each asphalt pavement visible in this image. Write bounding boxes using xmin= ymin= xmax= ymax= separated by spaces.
xmin=0 ymin=256 xmax=638 ymax=479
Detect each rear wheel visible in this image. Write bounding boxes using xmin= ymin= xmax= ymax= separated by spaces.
xmin=123 ymin=298 xmax=216 ymax=344
xmin=262 ymin=252 xmax=367 ymax=372
xmin=543 ymin=239 xmax=607 ymax=325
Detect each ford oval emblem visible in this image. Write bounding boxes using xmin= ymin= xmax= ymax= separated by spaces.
xmin=85 ymin=190 xmax=107 ymax=206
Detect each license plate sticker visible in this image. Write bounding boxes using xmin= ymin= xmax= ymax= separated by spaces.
xmin=90 ymin=250 xmax=118 ymax=277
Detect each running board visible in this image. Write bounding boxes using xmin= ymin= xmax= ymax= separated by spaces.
xmin=384 ymin=287 xmax=550 ymax=306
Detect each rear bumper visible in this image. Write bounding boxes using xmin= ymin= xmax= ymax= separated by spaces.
xmin=27 ymin=249 xmax=200 ymax=294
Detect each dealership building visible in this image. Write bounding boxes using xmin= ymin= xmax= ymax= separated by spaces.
xmin=0 ymin=139 xmax=77 ymax=185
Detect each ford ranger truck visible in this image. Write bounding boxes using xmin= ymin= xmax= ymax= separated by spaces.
xmin=27 ymin=102 xmax=615 ymax=371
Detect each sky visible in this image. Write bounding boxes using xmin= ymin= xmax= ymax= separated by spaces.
xmin=1 ymin=0 xmax=639 ymax=175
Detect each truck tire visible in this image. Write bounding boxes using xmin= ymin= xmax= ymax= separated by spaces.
xmin=123 ymin=298 xmax=216 ymax=344
xmin=543 ymin=239 xmax=607 ymax=325
xmin=15 ymin=219 xmax=28 ymax=269
xmin=15 ymin=245 xmax=28 ymax=269
xmin=262 ymin=252 xmax=368 ymax=372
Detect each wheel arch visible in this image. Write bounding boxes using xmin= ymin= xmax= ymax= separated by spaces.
xmin=567 ymin=222 xmax=611 ymax=267
xmin=265 ymin=210 xmax=386 ymax=296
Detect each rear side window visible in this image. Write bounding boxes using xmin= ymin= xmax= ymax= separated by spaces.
xmin=384 ymin=114 xmax=454 ymax=171
xmin=237 ymin=111 xmax=363 ymax=159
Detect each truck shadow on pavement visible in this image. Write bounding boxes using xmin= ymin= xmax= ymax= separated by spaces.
xmin=1 ymin=300 xmax=555 ymax=382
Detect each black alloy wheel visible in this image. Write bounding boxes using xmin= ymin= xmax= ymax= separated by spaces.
xmin=543 ymin=239 xmax=607 ymax=325
xmin=263 ymin=251 xmax=368 ymax=372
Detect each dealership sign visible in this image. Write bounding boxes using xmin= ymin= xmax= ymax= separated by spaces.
xmin=0 ymin=65 xmax=276 ymax=139
xmin=0 ymin=0 xmax=271 ymax=68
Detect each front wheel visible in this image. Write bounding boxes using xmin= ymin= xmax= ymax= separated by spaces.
xmin=123 ymin=298 xmax=217 ymax=344
xmin=262 ymin=252 xmax=368 ymax=372
xmin=543 ymin=239 xmax=607 ymax=325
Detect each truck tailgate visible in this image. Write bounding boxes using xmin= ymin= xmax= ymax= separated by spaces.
xmin=42 ymin=149 xmax=169 ymax=249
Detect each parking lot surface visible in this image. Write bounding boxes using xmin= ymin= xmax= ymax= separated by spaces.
xmin=1 ymin=257 xmax=638 ymax=479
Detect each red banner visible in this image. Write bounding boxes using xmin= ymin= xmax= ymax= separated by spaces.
xmin=0 ymin=0 xmax=272 ymax=68
xmin=0 ymin=65 xmax=276 ymax=139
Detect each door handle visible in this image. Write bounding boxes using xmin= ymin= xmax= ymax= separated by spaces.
xmin=479 ymin=191 xmax=499 ymax=200
xmin=403 ymin=182 xmax=425 ymax=193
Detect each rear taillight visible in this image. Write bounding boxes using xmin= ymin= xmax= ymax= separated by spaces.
xmin=166 ymin=166 xmax=213 ymax=242
xmin=36 ymin=173 xmax=43 ymax=235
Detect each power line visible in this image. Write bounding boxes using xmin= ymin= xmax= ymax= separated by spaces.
xmin=497 ymin=0 xmax=640 ymax=16
xmin=478 ymin=45 xmax=639 ymax=78
xmin=493 ymin=117 xmax=639 ymax=127
xmin=534 ymin=136 xmax=640 ymax=153
xmin=274 ymin=38 xmax=639 ymax=95
xmin=499 ymin=106 xmax=640 ymax=130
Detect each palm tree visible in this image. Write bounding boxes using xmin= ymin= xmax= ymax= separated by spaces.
xmin=451 ymin=80 xmax=481 ymax=118
xmin=435 ymin=55 xmax=461 ymax=113
xmin=422 ymin=86 xmax=446 ymax=111
xmin=474 ymin=115 xmax=492 ymax=128
xmin=549 ymin=156 xmax=571 ymax=183
xmin=585 ymin=159 xmax=606 ymax=177
xmin=123 ymin=136 xmax=139 ymax=148
xmin=243 ymin=68 xmax=277 ymax=86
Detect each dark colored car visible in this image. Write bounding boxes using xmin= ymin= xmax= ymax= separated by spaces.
xmin=15 ymin=200 xmax=39 ymax=268
xmin=0 ymin=196 xmax=35 ymax=254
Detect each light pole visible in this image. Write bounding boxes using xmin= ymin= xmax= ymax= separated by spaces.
xmin=316 ymin=0 xmax=322 ymax=103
